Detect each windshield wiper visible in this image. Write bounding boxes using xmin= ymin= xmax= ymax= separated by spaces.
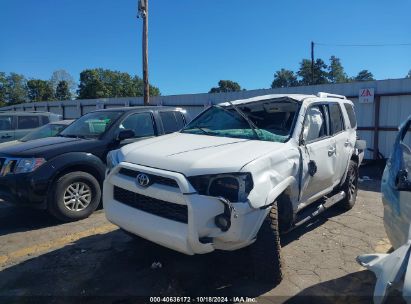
xmin=182 ymin=126 xmax=211 ymax=135
xmin=59 ymin=134 xmax=90 ymax=139
xmin=225 ymin=102 xmax=260 ymax=139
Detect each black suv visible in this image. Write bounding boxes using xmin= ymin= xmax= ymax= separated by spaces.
xmin=0 ymin=106 xmax=189 ymax=221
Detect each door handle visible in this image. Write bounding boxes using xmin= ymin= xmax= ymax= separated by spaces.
xmin=344 ymin=140 xmax=351 ymax=147
xmin=1 ymin=135 xmax=11 ymax=139
xmin=328 ymin=147 xmax=336 ymax=156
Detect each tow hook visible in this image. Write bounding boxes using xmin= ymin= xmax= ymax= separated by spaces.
xmin=215 ymin=197 xmax=238 ymax=232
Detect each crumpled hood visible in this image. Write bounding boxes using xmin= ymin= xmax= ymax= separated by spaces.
xmin=121 ymin=133 xmax=287 ymax=176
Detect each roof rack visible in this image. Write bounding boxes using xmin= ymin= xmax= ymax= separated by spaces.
xmin=317 ymin=92 xmax=346 ymax=100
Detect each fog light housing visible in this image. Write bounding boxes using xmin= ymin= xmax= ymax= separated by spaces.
xmin=215 ymin=214 xmax=231 ymax=232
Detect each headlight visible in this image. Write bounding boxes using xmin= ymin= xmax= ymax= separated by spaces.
xmin=188 ymin=173 xmax=253 ymax=202
xmin=106 ymin=149 xmax=124 ymax=173
xmin=14 ymin=158 xmax=46 ymax=174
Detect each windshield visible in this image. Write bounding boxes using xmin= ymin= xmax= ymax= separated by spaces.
xmin=20 ymin=123 xmax=68 ymax=142
xmin=181 ymin=99 xmax=299 ymax=142
xmin=60 ymin=111 xmax=122 ymax=138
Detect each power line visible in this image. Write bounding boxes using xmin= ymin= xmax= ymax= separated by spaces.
xmin=316 ymin=42 xmax=411 ymax=47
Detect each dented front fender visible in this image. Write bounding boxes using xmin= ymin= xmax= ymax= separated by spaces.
xmin=242 ymin=144 xmax=300 ymax=209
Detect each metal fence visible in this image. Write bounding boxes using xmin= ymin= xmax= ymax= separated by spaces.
xmin=1 ymin=78 xmax=411 ymax=159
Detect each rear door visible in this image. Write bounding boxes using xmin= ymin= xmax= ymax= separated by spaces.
xmin=299 ymin=104 xmax=338 ymax=203
xmin=159 ymin=111 xmax=186 ymax=134
xmin=327 ymin=103 xmax=352 ymax=185
xmin=14 ymin=115 xmax=41 ymax=140
xmin=0 ymin=115 xmax=15 ymax=142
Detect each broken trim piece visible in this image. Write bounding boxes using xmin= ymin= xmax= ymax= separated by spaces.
xmin=214 ymin=197 xmax=238 ymax=232
xmin=357 ymin=223 xmax=411 ymax=304
xmin=290 ymin=191 xmax=345 ymax=231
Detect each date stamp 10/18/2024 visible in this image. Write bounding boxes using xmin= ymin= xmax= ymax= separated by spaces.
xmin=149 ymin=297 xmax=257 ymax=303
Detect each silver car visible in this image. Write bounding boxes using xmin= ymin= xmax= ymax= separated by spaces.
xmin=0 ymin=111 xmax=62 ymax=143
xmin=0 ymin=120 xmax=73 ymax=149
xmin=382 ymin=115 xmax=411 ymax=249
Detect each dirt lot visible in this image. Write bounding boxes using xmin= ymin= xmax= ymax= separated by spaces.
xmin=0 ymin=165 xmax=404 ymax=303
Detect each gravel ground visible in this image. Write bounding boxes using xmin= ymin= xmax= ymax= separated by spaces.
xmin=0 ymin=172 xmax=403 ymax=303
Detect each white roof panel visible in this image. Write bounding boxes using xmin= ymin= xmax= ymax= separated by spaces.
xmin=218 ymin=94 xmax=315 ymax=106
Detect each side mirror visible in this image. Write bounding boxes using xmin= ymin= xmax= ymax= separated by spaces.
xmin=395 ymin=169 xmax=411 ymax=191
xmin=117 ymin=129 xmax=135 ymax=141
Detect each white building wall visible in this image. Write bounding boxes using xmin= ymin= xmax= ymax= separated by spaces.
xmin=1 ymin=78 xmax=411 ymax=159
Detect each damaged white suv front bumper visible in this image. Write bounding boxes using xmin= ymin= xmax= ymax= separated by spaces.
xmin=103 ymin=162 xmax=266 ymax=255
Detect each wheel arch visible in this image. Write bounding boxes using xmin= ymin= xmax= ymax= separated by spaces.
xmin=338 ymin=153 xmax=360 ymax=187
xmin=38 ymin=152 xmax=106 ymax=194
xmin=51 ymin=164 xmax=104 ymax=186
xmin=264 ymin=176 xmax=298 ymax=208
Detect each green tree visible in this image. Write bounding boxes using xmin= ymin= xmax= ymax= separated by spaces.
xmin=0 ymin=72 xmax=6 ymax=104
xmin=297 ymin=59 xmax=329 ymax=85
xmin=328 ymin=56 xmax=348 ymax=83
xmin=131 ymin=76 xmax=160 ymax=96
xmin=50 ymin=70 xmax=76 ymax=96
xmin=354 ymin=70 xmax=375 ymax=81
xmin=136 ymin=73 xmax=161 ymax=97
xmin=406 ymin=70 xmax=411 ymax=78
xmin=77 ymin=68 xmax=160 ymax=99
xmin=209 ymin=80 xmax=242 ymax=93
xmin=271 ymin=69 xmax=298 ymax=88
xmin=77 ymin=69 xmax=108 ymax=99
xmin=6 ymin=73 xmax=28 ymax=104
xmin=55 ymin=80 xmax=72 ymax=100
xmin=27 ymin=79 xmax=54 ymax=102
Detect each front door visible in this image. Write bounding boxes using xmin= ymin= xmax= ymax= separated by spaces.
xmin=116 ymin=112 xmax=156 ymax=146
xmin=299 ymin=104 xmax=337 ymax=204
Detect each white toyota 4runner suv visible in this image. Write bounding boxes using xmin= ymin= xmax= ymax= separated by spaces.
xmin=104 ymin=92 xmax=364 ymax=284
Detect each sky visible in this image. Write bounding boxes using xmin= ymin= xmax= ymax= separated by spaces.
xmin=1 ymin=0 xmax=411 ymax=96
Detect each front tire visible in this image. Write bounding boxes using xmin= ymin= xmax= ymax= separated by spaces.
xmin=48 ymin=171 xmax=101 ymax=222
xmin=249 ymin=202 xmax=283 ymax=284
xmin=338 ymin=160 xmax=359 ymax=210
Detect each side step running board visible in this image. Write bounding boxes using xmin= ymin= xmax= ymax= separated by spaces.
xmin=291 ymin=191 xmax=346 ymax=231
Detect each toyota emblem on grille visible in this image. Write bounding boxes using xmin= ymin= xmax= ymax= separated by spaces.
xmin=136 ymin=173 xmax=150 ymax=187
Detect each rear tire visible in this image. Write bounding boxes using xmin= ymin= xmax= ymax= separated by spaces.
xmin=249 ymin=202 xmax=283 ymax=284
xmin=48 ymin=171 xmax=101 ymax=222
xmin=338 ymin=160 xmax=359 ymax=210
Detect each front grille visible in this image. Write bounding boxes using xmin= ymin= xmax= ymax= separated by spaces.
xmin=113 ymin=186 xmax=188 ymax=223
xmin=118 ymin=168 xmax=179 ymax=188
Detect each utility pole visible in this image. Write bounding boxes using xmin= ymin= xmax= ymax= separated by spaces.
xmin=138 ymin=0 xmax=149 ymax=105
xmin=311 ymin=41 xmax=315 ymax=85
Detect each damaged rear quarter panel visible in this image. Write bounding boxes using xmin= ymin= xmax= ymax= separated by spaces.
xmin=242 ymin=141 xmax=300 ymax=209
